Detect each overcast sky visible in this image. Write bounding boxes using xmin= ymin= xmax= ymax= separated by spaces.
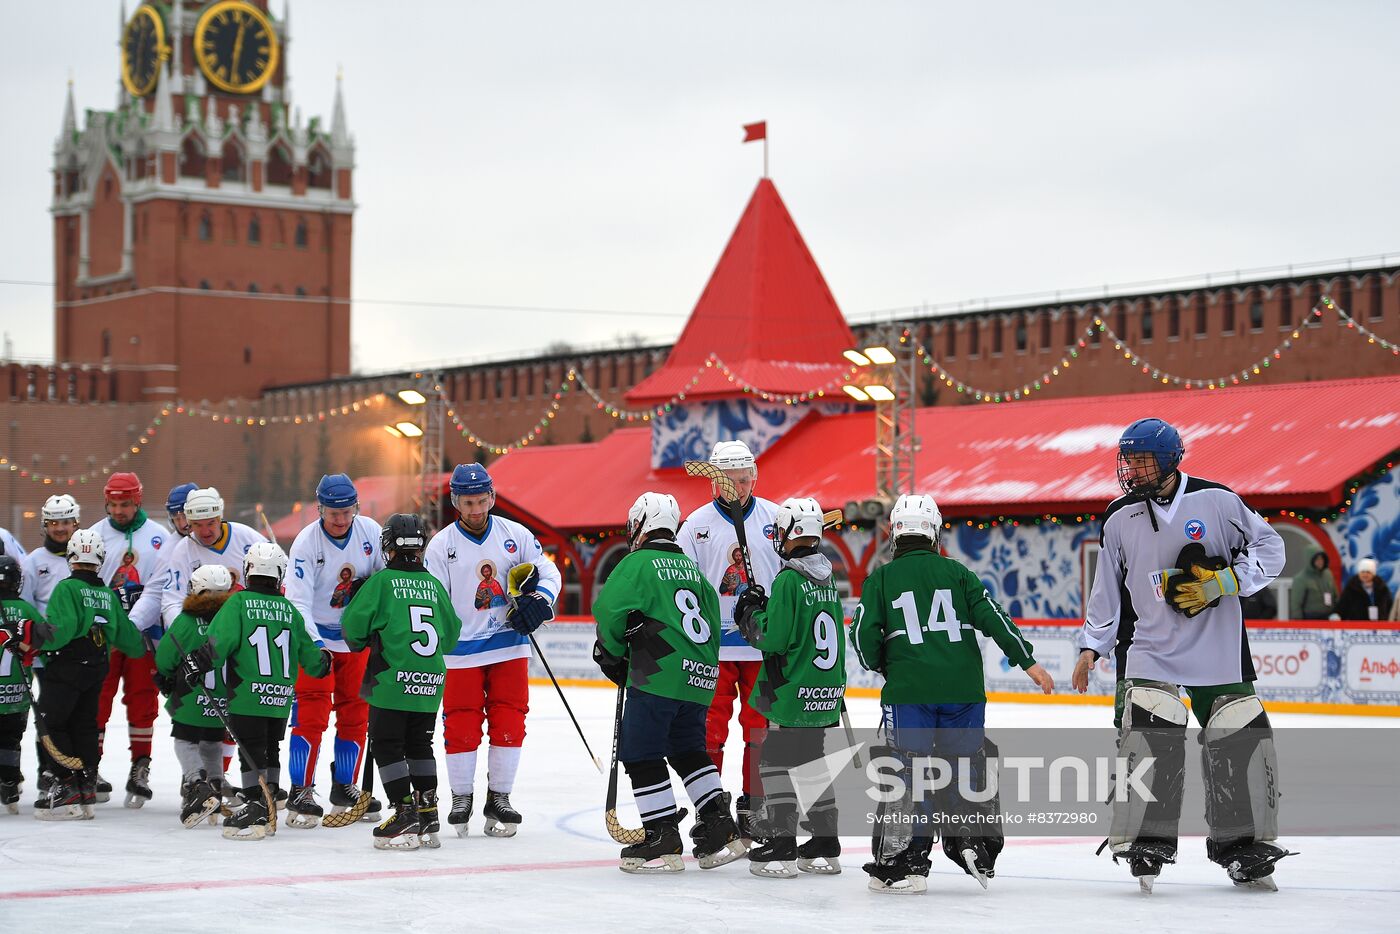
xmin=3 ymin=1 xmax=1397 ymax=373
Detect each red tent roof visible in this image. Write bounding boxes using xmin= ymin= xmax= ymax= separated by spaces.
xmin=490 ymin=375 xmax=1400 ymax=531
xmin=625 ymin=179 xmax=856 ymax=404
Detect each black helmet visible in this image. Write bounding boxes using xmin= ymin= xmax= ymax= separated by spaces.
xmin=0 ymin=555 xmax=21 ymax=598
xmin=381 ymin=513 xmax=428 ymax=558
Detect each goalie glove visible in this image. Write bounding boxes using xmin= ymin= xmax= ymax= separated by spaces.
xmin=505 ymin=563 xmax=554 ymax=634
xmin=1163 ymin=543 xmax=1240 ymax=618
xmin=733 ymin=584 xmax=768 ymax=646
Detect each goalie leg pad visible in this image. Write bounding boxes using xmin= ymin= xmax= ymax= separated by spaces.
xmin=1109 ymin=683 xmax=1187 ymax=860
xmin=940 ymin=738 xmax=1003 ymax=887
xmin=1201 ymin=693 xmax=1283 ymax=871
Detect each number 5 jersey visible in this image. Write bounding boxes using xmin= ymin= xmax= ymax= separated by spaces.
xmin=339 ymin=568 xmax=461 ymax=712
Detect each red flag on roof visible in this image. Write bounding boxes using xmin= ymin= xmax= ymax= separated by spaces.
xmin=743 ymin=121 xmax=766 ymax=142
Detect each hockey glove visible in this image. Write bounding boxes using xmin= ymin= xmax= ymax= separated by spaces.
xmin=734 ymin=584 xmax=768 ymax=645
xmin=180 ymin=642 xmax=215 ymax=687
xmin=592 ymin=638 xmax=628 ymax=687
xmin=152 ymin=668 xmax=174 ymax=698
xmin=317 ymin=647 xmax=334 ymax=677
xmin=0 ymin=618 xmax=43 ymax=668
xmin=506 ymin=593 xmax=554 ymax=635
xmin=1163 ymin=543 xmax=1240 ymax=618
xmin=117 ymin=583 xmax=144 ymax=612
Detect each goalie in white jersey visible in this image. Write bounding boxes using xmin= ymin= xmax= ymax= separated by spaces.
xmin=1071 ymin=418 xmax=1291 ymax=893
xmin=283 ymin=474 xmax=386 ymax=826
xmin=159 ymin=488 xmax=268 ymax=629
xmin=424 ymin=463 xmax=559 ymax=838
xmin=677 ymin=440 xmax=781 ymax=843
xmin=88 ymin=472 xmax=173 ymax=809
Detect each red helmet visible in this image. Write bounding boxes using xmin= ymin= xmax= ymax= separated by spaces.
xmin=104 ymin=471 xmax=144 ymax=504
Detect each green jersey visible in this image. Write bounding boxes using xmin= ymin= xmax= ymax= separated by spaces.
xmin=0 ymin=598 xmax=46 ymax=714
xmin=746 ymin=560 xmax=847 ymax=728
xmin=154 ymin=591 xmax=232 ymax=729
xmin=593 ymin=542 xmax=722 ymax=706
xmin=44 ymin=573 xmax=144 ymax=661
xmin=851 ymin=547 xmax=1036 ymax=705
xmin=340 ymin=568 xmax=461 ymax=713
xmin=209 ymin=589 xmax=327 ymax=718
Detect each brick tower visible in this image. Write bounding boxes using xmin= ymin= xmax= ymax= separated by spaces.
xmin=52 ymin=1 xmax=354 ymax=401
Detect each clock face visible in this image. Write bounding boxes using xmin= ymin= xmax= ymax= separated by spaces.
xmin=195 ymin=1 xmax=280 ymax=95
xmin=120 ymin=5 xmax=167 ymax=98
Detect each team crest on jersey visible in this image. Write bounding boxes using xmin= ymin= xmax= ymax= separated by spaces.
xmin=694 ymin=527 xmax=710 ymax=543
xmin=1184 ymin=518 xmax=1206 ymax=541
xmin=151 ymin=536 xmax=163 ymax=550
xmin=503 ymin=538 xmax=518 ymax=554
xmin=763 ymin=524 xmax=777 ymax=541
xmin=362 ymin=541 xmax=373 ymax=556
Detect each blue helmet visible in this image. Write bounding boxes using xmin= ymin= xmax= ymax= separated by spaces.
xmin=316 ymin=473 xmax=359 ymax=509
xmin=1116 ymin=418 xmax=1184 ymax=496
xmin=165 ymin=482 xmax=198 ymax=515
xmin=450 ymin=463 xmax=493 ymax=496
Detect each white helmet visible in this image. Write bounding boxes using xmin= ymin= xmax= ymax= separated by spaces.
xmin=42 ymin=494 xmax=80 ymax=523
xmin=184 ymin=487 xmax=225 ymax=521
xmin=189 ymin=564 xmax=234 ymax=596
xmin=890 ymin=494 xmax=942 ymax=544
xmin=67 ymin=528 xmax=106 ymax=567
xmin=709 ymin=440 xmax=756 ymax=472
xmin=773 ymin=497 xmax=825 ymax=552
xmin=627 ymin=492 xmax=681 ymax=548
xmin=244 ymin=541 xmax=288 ymax=584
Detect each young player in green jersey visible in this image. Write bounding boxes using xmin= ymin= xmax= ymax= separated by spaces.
xmin=592 ymin=491 xmax=745 ymax=873
xmin=341 ymin=514 xmax=461 ymax=851
xmin=0 ymin=556 xmax=51 ymax=814
xmin=34 ymin=529 xmax=145 ymax=819
xmin=185 ymin=541 xmax=330 ymax=840
xmin=851 ymin=494 xmax=1053 ymax=894
xmin=733 ymin=497 xmax=846 ymax=879
xmin=154 ymin=563 xmax=235 ymax=828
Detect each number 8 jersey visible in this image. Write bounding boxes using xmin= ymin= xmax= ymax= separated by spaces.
xmin=593 ymin=540 xmax=722 ymax=706
xmin=339 ymin=568 xmax=461 ymax=712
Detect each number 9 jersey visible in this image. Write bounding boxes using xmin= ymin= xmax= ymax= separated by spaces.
xmin=339 ymin=568 xmax=461 ymax=712
xmin=592 ymin=540 xmax=722 ymax=706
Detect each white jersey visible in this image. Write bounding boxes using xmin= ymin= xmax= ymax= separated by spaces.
xmin=284 ymin=516 xmax=385 ymax=651
xmin=1079 ymin=472 xmax=1285 ymax=686
xmin=20 ymin=546 xmax=69 ymax=615
xmin=89 ymin=514 xmax=172 ymax=601
xmin=0 ymin=527 xmax=26 ymax=560
xmin=128 ymin=532 xmax=187 ymax=634
xmin=679 ymin=497 xmax=782 ymax=662
xmin=425 ymin=515 xmax=560 ymax=669
xmin=159 ymin=521 xmax=267 ymax=628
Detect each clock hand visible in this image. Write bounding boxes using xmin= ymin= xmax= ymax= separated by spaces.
xmin=232 ymin=19 xmax=249 ymax=78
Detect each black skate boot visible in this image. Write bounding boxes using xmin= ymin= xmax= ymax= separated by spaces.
xmin=736 ymin=793 xmax=764 ymax=845
xmin=416 ymin=790 xmax=441 ymax=848
xmin=35 ymin=776 xmax=84 ymax=822
xmin=865 ymin=851 xmax=930 ymax=895
xmin=124 ymin=756 xmax=153 ymax=809
xmin=94 ymin=772 xmax=112 ymax=804
xmin=1112 ymin=838 xmax=1178 ymax=894
xmin=448 ymin=792 xmax=473 ymax=838
xmin=690 ymin=792 xmax=747 ymax=869
xmin=619 ymin=815 xmax=684 ymax=874
xmin=1 ymin=778 xmax=21 ymax=815
xmin=180 ymin=771 xmax=222 ymax=828
xmin=483 ymin=790 xmax=521 ymax=838
xmin=286 ymin=784 xmax=323 ymax=829
xmin=331 ymin=781 xmax=382 ymax=823
xmin=78 ymin=774 xmax=98 ymax=819
xmin=373 ymin=797 xmax=421 ymax=851
xmin=797 ymin=836 xmax=842 ymax=875
xmin=945 ymin=836 xmax=998 ymax=889
xmin=1208 ymin=840 xmax=1294 ymax=892
xmin=748 ymin=836 xmax=799 ymax=879
xmin=222 ymin=792 xmax=270 ymax=840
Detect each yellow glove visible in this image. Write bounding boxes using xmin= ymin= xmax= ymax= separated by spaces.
xmin=1163 ymin=544 xmax=1239 ymax=617
xmin=507 ymin=563 xmax=538 ymax=598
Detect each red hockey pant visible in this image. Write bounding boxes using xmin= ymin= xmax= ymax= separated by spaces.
xmin=443 ymin=657 xmax=529 ymax=753
xmin=96 ymin=647 xmax=158 ymax=761
xmin=291 ymin=649 xmax=370 ymax=779
xmin=706 ymin=659 xmax=767 ymax=796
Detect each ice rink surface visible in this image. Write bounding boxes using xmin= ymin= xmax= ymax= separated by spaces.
xmin=1 ymin=689 xmax=1396 ymax=933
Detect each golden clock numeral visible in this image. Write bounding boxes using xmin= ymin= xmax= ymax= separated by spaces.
xmin=255 ymin=58 xmax=267 ymax=70
xmin=258 ymin=45 xmax=270 ymax=55
xmin=219 ymin=65 xmax=229 ymax=79
xmin=218 ymin=11 xmax=228 ymax=24
xmin=203 ymin=41 xmax=215 ymax=52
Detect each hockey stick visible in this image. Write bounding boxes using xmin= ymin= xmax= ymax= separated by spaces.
xmin=253 ymin=504 xmax=278 ymax=544
xmin=604 ymin=683 xmax=645 ymax=844
xmin=822 ymin=509 xmax=842 ymax=529
xmin=322 ymin=739 xmax=374 ymax=828
xmin=529 ymin=632 xmax=603 ymax=774
xmin=10 ymin=661 xmax=84 ymax=771
xmin=840 ymin=701 xmax=861 ymax=769
xmin=167 ymin=629 xmax=278 ymax=835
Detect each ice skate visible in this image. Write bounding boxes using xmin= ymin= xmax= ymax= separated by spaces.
xmin=286 ymin=784 xmax=323 ymax=829
xmin=957 ymin=840 xmax=996 ymax=890
xmin=864 ymin=860 xmax=928 ymax=895
xmin=180 ymin=772 xmax=221 ymax=828
xmin=1113 ymin=839 xmax=1177 ymax=895
xmin=748 ymin=837 xmax=799 ymax=879
xmin=78 ymin=776 xmax=98 ymax=818
xmin=373 ymin=799 xmax=421 ymax=851
xmin=690 ymin=793 xmax=747 ymax=869
xmin=448 ymin=792 xmax=473 ymax=837
xmin=34 ymin=778 xmax=84 ymax=821
xmin=736 ymin=793 xmax=768 ymax=847
xmin=483 ymin=790 xmax=521 ymax=838
xmin=94 ymin=772 xmax=111 ymax=804
xmin=222 ymin=793 xmax=269 ymax=840
xmin=620 ymin=817 xmax=684 ymax=874
xmin=0 ymin=779 xmax=20 ymax=815
xmin=1214 ymin=842 xmax=1293 ymax=892
xmin=124 ymin=756 xmax=152 ymax=809
xmin=796 ymin=836 xmax=842 ymax=875
xmin=415 ymin=790 xmax=441 ymax=848
xmin=331 ymin=780 xmax=381 ymax=823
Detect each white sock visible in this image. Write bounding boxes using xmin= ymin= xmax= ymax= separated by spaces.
xmin=446 ymin=750 xmax=478 ymax=795
xmin=487 ymin=745 xmax=521 ymax=794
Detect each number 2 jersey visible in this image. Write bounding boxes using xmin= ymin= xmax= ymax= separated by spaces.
xmin=208 ymin=589 xmax=327 ymax=718
xmin=593 ymin=540 xmax=722 ymax=707
xmin=284 ymin=516 xmax=385 ymax=652
xmin=424 ymin=516 xmax=560 ymax=670
xmin=744 ymin=552 xmax=846 ymax=728
xmin=679 ymin=497 xmax=782 ymax=663
xmin=340 ymin=567 xmax=461 ymax=712
xmin=159 ymin=521 xmax=268 ymax=629
xmin=851 ymin=545 xmax=1036 ymax=705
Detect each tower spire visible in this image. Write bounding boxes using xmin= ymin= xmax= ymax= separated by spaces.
xmin=60 ymin=77 xmax=77 ymax=144
xmin=330 ymin=68 xmax=349 ymax=148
